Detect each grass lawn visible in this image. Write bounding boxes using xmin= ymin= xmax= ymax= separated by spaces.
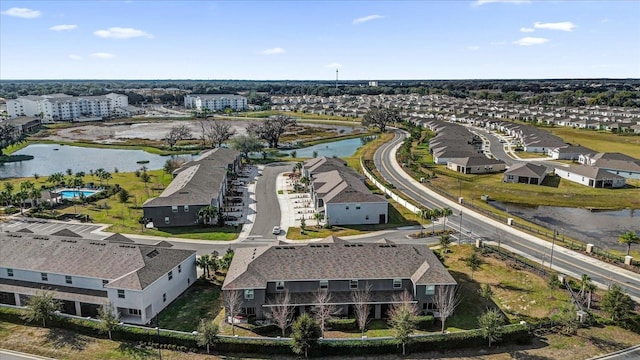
xmin=443 ymin=245 xmax=571 ymax=331
xmin=2 ymin=170 xmax=240 ymax=240
xmin=158 ymin=279 xmax=222 ymax=332
xmin=546 ymin=127 xmax=640 ymax=159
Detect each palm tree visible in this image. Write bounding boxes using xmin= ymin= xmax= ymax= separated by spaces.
xmin=196 ymin=254 xmax=212 ymax=278
xmin=313 ymin=212 xmax=322 ymax=228
xmin=578 ymin=273 xmax=595 ymax=310
xmin=431 ymin=208 xmax=443 ymax=234
xmin=47 ymin=172 xmax=64 ymax=188
xmin=417 ymin=208 xmax=432 ymax=236
xmin=619 ymin=231 xmax=640 ymax=256
xmin=441 ymin=207 xmax=453 ymax=231
xmin=198 ymin=205 xmax=218 ymax=225
xmin=15 ymin=191 xmax=28 ymax=215
xmin=29 ymin=187 xmax=41 ymax=209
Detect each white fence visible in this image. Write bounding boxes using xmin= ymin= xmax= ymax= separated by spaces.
xmin=359 ymin=157 xmax=421 ymax=215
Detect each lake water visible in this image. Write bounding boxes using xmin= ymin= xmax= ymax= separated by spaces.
xmin=488 ymin=200 xmax=639 ymax=252
xmin=0 ymin=144 xmax=195 ymax=178
xmin=283 ymin=136 xmax=375 ymax=158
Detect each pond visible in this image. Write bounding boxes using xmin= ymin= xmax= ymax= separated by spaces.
xmin=0 ymin=144 xmax=195 ymax=179
xmin=282 ymin=136 xmax=376 ymax=158
xmin=488 ymin=200 xmax=639 ymax=252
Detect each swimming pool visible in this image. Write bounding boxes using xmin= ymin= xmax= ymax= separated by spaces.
xmin=58 ymin=189 xmax=101 ymax=199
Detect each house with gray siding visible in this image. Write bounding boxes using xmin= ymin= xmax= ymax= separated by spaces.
xmin=222 ymin=236 xmax=457 ymax=320
xmin=143 ymin=148 xmax=241 ymax=227
xmin=0 ymin=232 xmax=196 ymax=325
xmin=446 ymin=156 xmax=506 ymax=174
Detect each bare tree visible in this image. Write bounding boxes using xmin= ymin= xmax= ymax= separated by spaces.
xmin=247 ymin=115 xmax=296 ymax=148
xmin=361 ymin=106 xmax=401 ymax=132
xmin=434 ymin=285 xmax=461 ymax=333
xmin=206 ymin=120 xmax=235 ymax=148
xmin=352 ymin=282 xmax=372 ymax=337
xmin=267 ymin=289 xmax=294 ymax=337
xmin=224 ymin=290 xmax=243 ymax=336
xmin=165 ymin=124 xmax=192 ymax=148
xmin=312 ymin=290 xmax=340 ymax=338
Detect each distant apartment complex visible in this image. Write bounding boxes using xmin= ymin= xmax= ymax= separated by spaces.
xmin=0 ymin=231 xmax=197 ymax=325
xmin=184 ymin=94 xmax=247 ymax=112
xmin=6 ymin=93 xmax=133 ymax=122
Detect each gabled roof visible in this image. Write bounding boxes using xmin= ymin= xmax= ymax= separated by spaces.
xmin=50 ymin=229 xmax=81 ymax=238
xmin=563 ymin=165 xmax=626 ymax=180
xmin=0 ymin=232 xmax=195 ymax=291
xmin=504 ymin=162 xmax=547 ymax=178
xmin=447 ymin=156 xmax=505 ymax=167
xmin=222 ymin=236 xmax=456 ymax=290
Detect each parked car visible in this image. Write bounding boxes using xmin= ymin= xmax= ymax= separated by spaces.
xmin=223 ymin=215 xmax=239 ymax=221
xmin=272 ymin=226 xmax=280 ymax=235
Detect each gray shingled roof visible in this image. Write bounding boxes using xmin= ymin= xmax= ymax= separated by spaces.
xmin=0 ymin=232 xmax=194 ymax=290
xmin=222 ymin=236 xmax=456 ymax=290
xmin=448 ymin=156 xmax=505 ymax=167
xmin=564 ymin=165 xmax=626 ymax=180
xmin=505 ymin=162 xmax=547 ymax=178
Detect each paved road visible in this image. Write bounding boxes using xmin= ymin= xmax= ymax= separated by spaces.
xmin=0 ymin=349 xmax=55 ymax=360
xmin=374 ymin=129 xmax=640 ymax=301
xmin=249 ymin=163 xmax=289 ymax=240
xmin=591 ymin=345 xmax=640 ymax=360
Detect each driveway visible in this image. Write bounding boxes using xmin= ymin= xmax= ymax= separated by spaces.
xmin=248 ymin=163 xmax=291 ymax=240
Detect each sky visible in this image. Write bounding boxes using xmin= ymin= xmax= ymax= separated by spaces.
xmin=1 ymin=0 xmax=639 ymax=80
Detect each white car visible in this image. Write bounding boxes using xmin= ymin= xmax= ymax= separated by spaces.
xmin=272 ymin=226 xmax=280 ymax=235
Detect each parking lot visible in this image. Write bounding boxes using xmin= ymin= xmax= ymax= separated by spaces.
xmin=0 ymin=218 xmax=105 ymax=239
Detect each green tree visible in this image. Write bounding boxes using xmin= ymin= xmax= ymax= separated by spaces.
xmin=601 ymin=284 xmax=634 ymax=322
xmin=21 ymin=291 xmax=61 ymax=327
xmin=47 ymin=172 xmax=64 ymax=188
xmin=198 ymin=205 xmax=218 ymax=225
xmin=619 ymin=231 xmax=640 ymax=256
xmin=196 ymin=254 xmax=212 ymax=278
xmin=417 ymin=208 xmax=432 ymax=236
xmin=97 ymin=302 xmax=120 ymax=340
xmin=478 ymin=308 xmax=505 ymax=347
xmin=291 ymin=313 xmax=321 ymax=358
xmin=465 ymin=251 xmax=484 ymax=280
xmin=478 ymin=283 xmax=494 ymax=299
xmin=118 ymin=188 xmax=130 ymax=204
xmin=313 ymin=212 xmax=322 ymax=227
xmin=441 ymin=207 xmax=453 ymax=231
xmin=0 ymin=122 xmax=25 ymax=156
xmin=197 ymin=319 xmax=219 ymax=354
xmin=229 ymin=135 xmax=264 ymax=161
xmin=361 ymin=106 xmax=400 ymax=132
xmin=554 ymin=302 xmax=580 ymax=336
xmin=387 ymin=290 xmax=419 ymax=356
xmin=439 ymin=234 xmax=452 ymax=254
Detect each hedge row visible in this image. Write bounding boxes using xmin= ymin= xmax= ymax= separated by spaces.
xmin=328 ymin=318 xmax=357 ymax=331
xmin=0 ymin=307 xmax=531 ymax=357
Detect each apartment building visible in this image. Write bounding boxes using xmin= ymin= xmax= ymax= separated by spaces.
xmin=184 ymin=94 xmax=247 ymax=112
xmin=6 ymin=93 xmax=130 ymax=122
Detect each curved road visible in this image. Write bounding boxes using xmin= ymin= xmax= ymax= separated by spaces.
xmin=374 ymin=129 xmax=640 ymax=301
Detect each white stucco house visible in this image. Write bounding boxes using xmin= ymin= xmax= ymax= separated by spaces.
xmin=554 ymin=165 xmax=626 ymax=188
xmin=0 ymin=232 xmax=196 ymax=325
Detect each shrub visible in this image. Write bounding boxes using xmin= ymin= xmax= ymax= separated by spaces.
xmin=415 ymin=315 xmax=435 ymax=330
xmin=328 ymin=318 xmax=357 ymax=331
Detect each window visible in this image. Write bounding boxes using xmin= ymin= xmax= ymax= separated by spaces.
xmin=425 ymin=285 xmax=435 ymax=295
xmin=163 ymin=293 xmax=167 ymax=302
xmin=184 ymin=205 xmax=189 ymax=212
xmin=244 ymin=289 xmax=254 ymax=300
xmin=128 ymin=308 xmax=141 ymax=316
xmin=168 ymin=271 xmax=173 ymax=281
xmin=65 ymin=276 xmax=73 ymax=284
xmin=319 ymin=280 xmax=328 ymax=289
xmin=178 ymin=264 xmax=182 ymax=273
xmin=350 ymin=279 xmax=358 ymax=289
xmin=243 ymin=307 xmax=256 ymax=316
xmin=276 ymin=281 xmax=285 ymax=291
xmin=7 ymin=269 xmax=13 ymax=277
xmin=393 ymin=278 xmax=402 ymax=289
xmin=171 ymin=206 xmax=178 ymax=213
xmin=103 ymin=280 xmax=109 ymax=287
xmin=164 ymin=217 xmax=170 ymax=224
xmin=118 ymin=290 xmax=125 ymax=299
xmin=41 ymin=273 xmax=48 ymax=281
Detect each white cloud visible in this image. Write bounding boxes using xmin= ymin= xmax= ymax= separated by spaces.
xmin=473 ymin=0 xmax=530 ymax=6
xmin=467 ymin=46 xmax=480 ymax=51
xmin=68 ymin=54 xmax=82 ymax=60
xmin=91 ymin=52 xmax=116 ymax=59
xmin=1 ymin=7 xmax=41 ymax=19
xmin=534 ymin=21 xmax=576 ymax=32
xmin=94 ymin=27 xmax=153 ymax=39
xmin=513 ymin=37 xmax=549 ymax=46
xmin=352 ymin=14 xmax=384 ymax=24
xmin=50 ymin=24 xmax=77 ymax=31
xmin=520 ymin=27 xmax=534 ymax=33
xmin=325 ymin=62 xmax=343 ymax=69
xmin=261 ymin=47 xmax=285 ymax=55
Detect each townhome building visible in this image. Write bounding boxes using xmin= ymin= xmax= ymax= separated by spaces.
xmin=0 ymin=232 xmax=196 ymax=325
xmin=222 ymin=236 xmax=457 ymax=320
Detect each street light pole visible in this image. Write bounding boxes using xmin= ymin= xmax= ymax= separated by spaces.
xmin=458 ymin=209 xmax=463 ymax=245
xmin=549 ymin=229 xmax=556 ymax=270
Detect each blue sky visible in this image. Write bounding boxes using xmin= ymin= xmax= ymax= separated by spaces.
xmin=1 ymin=0 xmax=639 ymax=80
